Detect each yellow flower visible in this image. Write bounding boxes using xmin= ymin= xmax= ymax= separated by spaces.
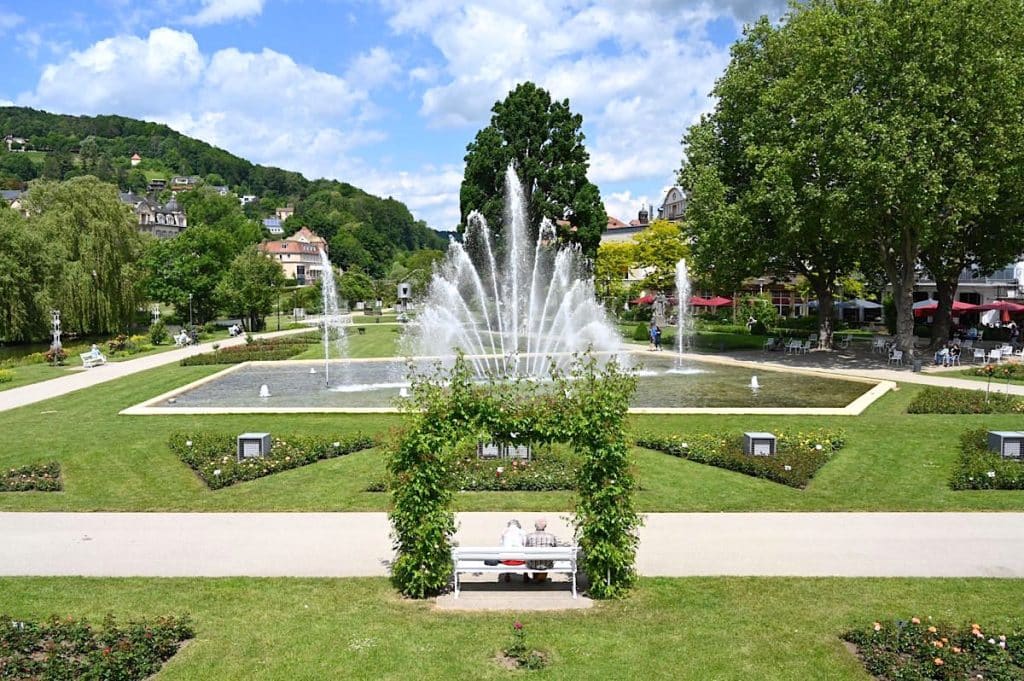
xmin=911 ymin=617 xmax=921 ymax=625
xmin=928 ymin=626 xmax=937 ymax=633
xmin=934 ymin=658 xmax=944 ymax=666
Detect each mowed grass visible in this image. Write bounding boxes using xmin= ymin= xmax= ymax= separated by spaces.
xmin=0 ymin=577 xmax=1020 ymax=680
xmin=1 ymin=358 xmax=1024 ymax=512
xmin=291 ymin=324 xmax=404 ymax=360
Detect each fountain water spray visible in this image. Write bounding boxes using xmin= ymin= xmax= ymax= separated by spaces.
xmin=408 ymin=164 xmax=621 ymax=377
xmin=318 ymin=249 xmax=349 ymax=386
xmin=675 ymin=259 xmax=693 ymax=365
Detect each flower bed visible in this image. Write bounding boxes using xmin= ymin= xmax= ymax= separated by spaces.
xmin=169 ymin=431 xmax=375 ymax=489
xmin=0 ymin=462 xmax=62 ymax=492
xmin=907 ymin=386 xmax=1024 ymax=414
xmin=0 ymin=613 xmax=193 ymax=680
xmin=951 ymin=429 xmax=1024 ymax=490
xmin=179 ymin=334 xmax=316 ymax=366
xmin=843 ymin=617 xmax=1023 ymax=680
xmin=368 ymin=444 xmax=578 ymax=493
xmin=636 ymin=429 xmax=844 ymax=488
xmin=972 ymin=362 xmax=1024 ymax=380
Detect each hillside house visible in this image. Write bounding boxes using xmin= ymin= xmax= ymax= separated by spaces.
xmin=121 ymin=192 xmax=188 ymax=239
xmin=258 ymin=227 xmax=329 ymax=285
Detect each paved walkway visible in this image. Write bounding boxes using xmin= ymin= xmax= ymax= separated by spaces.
xmin=3 ymin=512 xmax=1022 ymax=578
xmin=0 ymin=328 xmax=312 ymax=413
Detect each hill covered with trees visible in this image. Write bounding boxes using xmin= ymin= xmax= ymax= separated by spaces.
xmin=0 ymin=106 xmax=446 ymax=277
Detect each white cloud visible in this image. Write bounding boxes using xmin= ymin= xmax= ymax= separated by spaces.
xmin=378 ymin=0 xmax=759 ymax=217
xmin=18 ymin=27 xmax=391 ymax=212
xmin=0 ymin=10 xmax=23 ymax=34
xmin=0 ymin=98 xmax=13 ymax=107
xmin=345 ymin=47 xmax=401 ymax=90
xmin=357 ymin=164 xmax=465 ymax=229
xmin=183 ymin=0 xmax=265 ymax=26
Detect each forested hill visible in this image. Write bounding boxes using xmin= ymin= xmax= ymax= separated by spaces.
xmin=0 ymin=107 xmax=446 ymax=276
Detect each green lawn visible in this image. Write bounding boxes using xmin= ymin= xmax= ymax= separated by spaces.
xmin=0 ymin=577 xmax=1019 ymax=680
xmin=291 ymin=324 xmax=403 ymax=360
xmin=1 ymin=360 xmax=1024 ymax=512
xmin=0 ymin=329 xmax=234 ymax=393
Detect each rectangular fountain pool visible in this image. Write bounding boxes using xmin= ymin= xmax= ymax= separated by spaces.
xmin=123 ymin=353 xmax=892 ymax=415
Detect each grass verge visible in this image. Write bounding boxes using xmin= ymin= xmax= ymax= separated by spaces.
xmin=0 ymin=577 xmax=1020 ymax=680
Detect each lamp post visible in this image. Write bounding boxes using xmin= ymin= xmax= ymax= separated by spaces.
xmin=188 ymin=293 xmax=193 ymax=329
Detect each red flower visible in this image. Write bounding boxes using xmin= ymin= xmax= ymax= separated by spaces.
xmin=513 ymin=621 xmax=523 ymax=630
xmin=103 ymin=647 xmax=111 ymax=656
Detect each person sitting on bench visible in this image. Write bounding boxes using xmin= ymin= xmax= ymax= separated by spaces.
xmin=524 ymin=518 xmax=558 ymax=583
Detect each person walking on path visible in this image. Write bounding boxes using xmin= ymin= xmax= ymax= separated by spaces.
xmin=654 ymin=325 xmax=663 ymax=351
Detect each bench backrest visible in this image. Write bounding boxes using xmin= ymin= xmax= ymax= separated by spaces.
xmin=453 ymin=546 xmax=578 ymax=562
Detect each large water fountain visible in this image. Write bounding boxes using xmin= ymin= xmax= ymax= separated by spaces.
xmin=130 ymin=166 xmax=882 ymax=413
xmin=406 ymin=164 xmax=622 ymax=377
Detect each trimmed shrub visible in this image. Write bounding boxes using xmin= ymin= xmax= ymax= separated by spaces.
xmin=0 ymin=368 xmax=13 ymax=383
xmin=148 ymin=319 xmax=168 ymax=345
xmin=906 ymin=386 xmax=1024 ymax=414
xmin=202 ymin=321 xmax=220 ymax=334
xmin=0 ymin=462 xmax=62 ymax=491
xmin=169 ymin=431 xmax=375 ymax=489
xmin=844 ymin=618 xmax=1023 ymax=680
xmin=636 ymin=429 xmax=844 ymax=488
xmin=633 ymin=323 xmax=651 ymax=342
xmin=973 ymin=362 xmax=1024 ymax=380
xmin=371 ymin=446 xmax=578 ymax=492
xmin=0 ymin=613 xmax=193 ymax=680
xmin=951 ymin=429 xmax=1024 ymax=490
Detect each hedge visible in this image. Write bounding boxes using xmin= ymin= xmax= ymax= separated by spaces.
xmin=0 ymin=614 xmax=193 ymax=680
xmin=906 ymin=386 xmax=1024 ymax=414
xmin=951 ymin=429 xmax=1024 ymax=490
xmin=169 ymin=431 xmax=375 ymax=489
xmin=0 ymin=462 xmax=62 ymax=492
xmin=636 ymin=429 xmax=845 ymax=488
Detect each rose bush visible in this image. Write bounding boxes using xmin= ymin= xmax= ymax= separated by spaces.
xmin=0 ymin=613 xmax=193 ymax=680
xmin=0 ymin=462 xmax=62 ymax=492
xmin=907 ymin=386 xmax=1024 ymax=414
xmin=951 ymin=429 xmax=1024 ymax=490
xmin=179 ymin=334 xmax=317 ymax=366
xmin=169 ymin=431 xmax=375 ymax=489
xmin=636 ymin=429 xmax=845 ymax=488
xmin=844 ymin=617 xmax=1023 ymax=680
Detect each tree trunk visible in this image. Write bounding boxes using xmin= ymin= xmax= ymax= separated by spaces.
xmin=930 ymin=278 xmax=958 ymax=350
xmin=888 ymin=271 xmax=917 ymax=358
xmin=813 ymin=282 xmax=834 ymax=350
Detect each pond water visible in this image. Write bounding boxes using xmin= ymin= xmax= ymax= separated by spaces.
xmin=159 ymin=354 xmax=870 ymax=410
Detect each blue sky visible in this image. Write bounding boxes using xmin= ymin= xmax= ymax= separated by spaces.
xmin=0 ymin=0 xmax=787 ymax=230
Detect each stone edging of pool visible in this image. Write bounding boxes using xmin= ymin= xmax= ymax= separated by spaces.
xmin=120 ymin=351 xmax=895 ymax=417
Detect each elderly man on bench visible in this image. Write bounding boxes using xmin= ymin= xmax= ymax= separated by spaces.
xmin=80 ymin=344 xmax=107 ymax=368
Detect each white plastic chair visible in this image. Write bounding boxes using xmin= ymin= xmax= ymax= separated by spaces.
xmin=988 ymin=349 xmax=1003 ymax=364
xmin=763 ymin=337 xmax=776 ymax=351
xmin=801 ymin=340 xmax=812 ymax=353
xmin=887 ymin=349 xmax=903 ymax=366
xmin=872 ymin=337 xmax=887 ymax=353
xmin=808 ymin=333 xmax=818 ymax=348
xmin=786 ymin=340 xmax=801 ymax=354
xmin=947 ymin=351 xmax=961 ymax=367
xmin=839 ymin=335 xmax=853 ymax=349
xmin=972 ymin=348 xmax=986 ymax=364
xmin=961 ymin=339 xmax=974 ymax=350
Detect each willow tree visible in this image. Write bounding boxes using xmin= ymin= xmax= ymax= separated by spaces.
xmin=680 ymin=11 xmax=862 ymax=349
xmin=0 ymin=207 xmax=51 ymax=341
xmin=25 ymin=176 xmax=144 ymax=335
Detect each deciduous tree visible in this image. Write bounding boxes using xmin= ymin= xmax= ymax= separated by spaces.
xmin=216 ymin=247 xmax=286 ymax=331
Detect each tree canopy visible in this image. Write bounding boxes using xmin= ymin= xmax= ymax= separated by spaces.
xmin=460 ymin=82 xmax=606 ymax=258
xmin=680 ymin=0 xmax=1024 ymax=353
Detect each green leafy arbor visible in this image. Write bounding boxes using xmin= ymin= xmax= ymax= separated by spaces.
xmin=388 ymin=354 xmax=640 ymax=599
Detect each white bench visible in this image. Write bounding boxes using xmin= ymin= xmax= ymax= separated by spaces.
xmin=451 ymin=546 xmax=580 ymax=598
xmin=79 ymin=351 xmax=106 ymax=368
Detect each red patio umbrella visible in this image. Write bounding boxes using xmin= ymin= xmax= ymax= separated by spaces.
xmin=912 ymin=300 xmax=979 ymax=317
xmin=689 ymin=296 xmax=712 ymax=306
xmin=632 ymin=294 xmax=655 ymax=305
xmin=974 ymin=300 xmax=1024 ymax=313
xmin=704 ymin=296 xmax=733 ymax=308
